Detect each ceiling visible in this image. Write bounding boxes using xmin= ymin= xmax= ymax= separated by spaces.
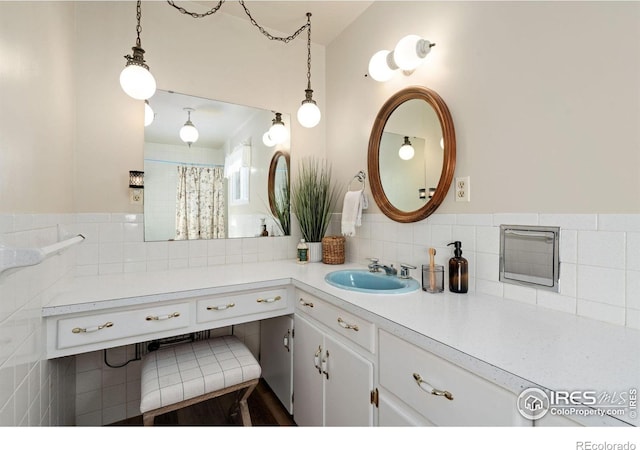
xmin=200 ymin=1 xmax=374 ymax=45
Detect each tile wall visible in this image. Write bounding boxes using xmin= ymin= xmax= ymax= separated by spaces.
xmin=335 ymin=212 xmax=640 ymax=329
xmin=2 ymin=211 xmax=638 ymax=426
xmin=0 ymin=214 xmax=77 ymax=426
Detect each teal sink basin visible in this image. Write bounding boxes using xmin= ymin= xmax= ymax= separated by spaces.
xmin=324 ymin=269 xmax=420 ymax=294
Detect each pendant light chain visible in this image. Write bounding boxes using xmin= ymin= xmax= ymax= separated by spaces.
xmin=166 ymin=0 xmax=309 ymax=43
xmin=135 ymin=0 xmax=142 ymax=48
xmin=305 ymin=13 xmax=312 ymax=90
xmin=166 ymin=0 xmax=225 ymax=19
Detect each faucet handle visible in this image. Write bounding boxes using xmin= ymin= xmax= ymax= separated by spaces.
xmin=367 ymin=257 xmax=380 ymax=272
xmin=399 ymin=263 xmax=417 ymax=279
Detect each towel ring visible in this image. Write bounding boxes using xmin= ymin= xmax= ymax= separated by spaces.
xmin=348 ymin=170 xmax=366 ymax=191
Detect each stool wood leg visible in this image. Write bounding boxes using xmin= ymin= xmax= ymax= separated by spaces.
xmin=238 ymin=380 xmax=259 ymax=426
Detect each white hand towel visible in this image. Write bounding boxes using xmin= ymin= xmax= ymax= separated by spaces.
xmin=341 ymin=190 xmax=365 ymax=237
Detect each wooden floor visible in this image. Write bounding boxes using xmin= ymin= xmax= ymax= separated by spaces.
xmin=111 ymin=379 xmax=295 ymax=426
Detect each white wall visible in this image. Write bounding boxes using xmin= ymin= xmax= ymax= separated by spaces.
xmin=326 ymin=1 xmax=640 ymax=214
xmin=74 ymin=1 xmax=325 ymax=213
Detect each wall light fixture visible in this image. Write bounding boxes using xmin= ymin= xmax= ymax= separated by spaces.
xmin=368 ymin=35 xmax=435 ymax=82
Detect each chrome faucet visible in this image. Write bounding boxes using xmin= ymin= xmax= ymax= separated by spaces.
xmin=367 ymin=258 xmax=397 ymax=276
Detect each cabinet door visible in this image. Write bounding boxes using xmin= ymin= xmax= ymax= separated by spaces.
xmin=292 ymin=315 xmax=324 ymax=426
xmin=378 ymin=391 xmax=434 ymax=426
xmin=324 ymin=334 xmax=374 ymax=426
xmin=260 ymin=315 xmax=294 ymax=414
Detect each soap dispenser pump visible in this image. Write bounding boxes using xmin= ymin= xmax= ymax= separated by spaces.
xmin=447 ymin=241 xmax=468 ymax=293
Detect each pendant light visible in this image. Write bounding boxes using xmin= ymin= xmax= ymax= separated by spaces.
xmin=268 ymin=112 xmax=289 ymax=145
xmin=398 ymin=136 xmax=415 ymax=161
xmin=120 ymin=1 xmax=156 ymax=100
xmin=179 ymin=108 xmax=199 ymax=147
xmin=297 ymin=13 xmax=321 ymax=128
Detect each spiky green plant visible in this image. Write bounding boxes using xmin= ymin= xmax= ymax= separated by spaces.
xmin=291 ymin=157 xmax=340 ymax=243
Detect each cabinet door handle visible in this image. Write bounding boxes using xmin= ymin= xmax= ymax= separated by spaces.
xmin=206 ymin=303 xmax=235 ymax=311
xmin=322 ymin=350 xmax=330 ymax=380
xmin=256 ymin=295 xmax=282 ymax=303
xmin=283 ymin=330 xmax=290 ymax=352
xmin=314 ymin=346 xmax=322 ymax=374
xmin=145 ymin=312 xmax=180 ymax=321
xmin=337 ymin=317 xmax=359 ymax=332
xmin=72 ymin=321 xmax=113 ymax=334
xmin=413 ymin=373 xmax=454 ymax=400
xmin=299 ymin=298 xmax=314 ymax=308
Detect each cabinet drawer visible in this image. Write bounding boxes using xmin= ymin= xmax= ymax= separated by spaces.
xmin=56 ymin=303 xmax=190 ymax=350
xmin=296 ymin=290 xmax=374 ymax=353
xmin=379 ymin=329 xmax=525 ymax=426
xmin=196 ymin=288 xmax=288 ymax=324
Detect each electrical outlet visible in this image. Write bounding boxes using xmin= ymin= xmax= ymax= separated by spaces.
xmin=130 ymin=189 xmax=144 ymax=205
xmin=455 ymin=176 xmax=470 ymax=202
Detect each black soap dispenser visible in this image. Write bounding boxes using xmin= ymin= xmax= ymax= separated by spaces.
xmin=447 ymin=241 xmax=468 ymax=293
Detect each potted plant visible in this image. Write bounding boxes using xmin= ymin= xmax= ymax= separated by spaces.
xmin=291 ymin=157 xmax=340 ymax=262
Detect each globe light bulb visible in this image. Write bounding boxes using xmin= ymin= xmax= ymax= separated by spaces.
xmin=180 ymin=123 xmax=199 ymax=147
xmin=398 ymin=136 xmax=415 ymax=160
xmin=263 ymin=132 xmax=275 ymax=147
xmin=393 ymin=35 xmax=433 ymax=71
xmin=297 ymin=101 xmax=321 ymax=128
xmin=368 ymin=50 xmax=396 ymax=82
xmin=119 ymin=64 xmax=156 ymax=100
xmin=144 ymin=101 xmax=154 ymax=127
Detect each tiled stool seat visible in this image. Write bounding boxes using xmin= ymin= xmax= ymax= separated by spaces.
xmin=140 ymin=335 xmax=261 ymax=426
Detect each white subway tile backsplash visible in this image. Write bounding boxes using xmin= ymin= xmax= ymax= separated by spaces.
xmin=577 ymin=299 xmax=625 ymax=326
xmin=626 ymin=233 xmax=640 ymax=271
xmin=598 ymin=214 xmax=640 ymax=232
xmin=476 ymin=226 xmax=499 ymax=254
xmin=577 ymin=231 xmax=625 ymax=269
xmin=492 ymin=213 xmax=539 ymax=226
xmin=559 ymin=230 xmax=577 ymax=264
xmin=577 ymin=266 xmax=625 ymax=307
xmin=539 ymin=214 xmax=597 ymax=231
xmin=626 ymin=270 xmax=640 ymax=310
xmin=504 ymin=283 xmax=537 ymax=305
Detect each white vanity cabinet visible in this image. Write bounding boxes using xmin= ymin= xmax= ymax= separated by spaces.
xmin=293 ymin=290 xmax=375 ymax=426
xmin=378 ymin=329 xmax=530 ymax=426
xmin=44 ymin=285 xmax=292 ymax=358
xmin=260 ymin=314 xmax=294 ymax=414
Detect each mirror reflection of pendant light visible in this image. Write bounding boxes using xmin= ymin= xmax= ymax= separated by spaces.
xmin=268 ymin=112 xmax=289 ymax=145
xmin=144 ymin=100 xmax=154 ymax=127
xmin=398 ymin=136 xmax=415 ymax=160
xmin=262 ymin=132 xmax=275 ymax=147
xmin=120 ymin=1 xmax=156 ymax=100
xmin=297 ymin=13 xmax=321 ymax=128
xmin=179 ymin=108 xmax=199 ymax=147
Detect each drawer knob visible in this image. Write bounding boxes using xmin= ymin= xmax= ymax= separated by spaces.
xmin=337 ymin=317 xmax=359 ymax=332
xmin=72 ymin=321 xmax=113 ymax=334
xmin=206 ymin=303 xmax=235 ymax=311
xmin=256 ymin=295 xmax=282 ymax=303
xmin=413 ymin=373 xmax=454 ymax=401
xmin=145 ymin=312 xmax=180 ymax=321
xmin=299 ymin=298 xmax=314 ymax=308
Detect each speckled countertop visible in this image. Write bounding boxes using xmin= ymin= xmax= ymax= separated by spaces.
xmin=43 ymin=260 xmax=640 ymax=426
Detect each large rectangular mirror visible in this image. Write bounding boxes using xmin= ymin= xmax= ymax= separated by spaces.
xmin=144 ymin=90 xmax=291 ymax=241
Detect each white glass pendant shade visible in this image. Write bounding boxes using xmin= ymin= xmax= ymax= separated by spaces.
xmin=393 ymin=35 xmax=432 ymax=71
xmin=120 ymin=64 xmax=156 ymax=100
xmin=144 ymin=101 xmax=154 ymax=127
xmin=180 ymin=123 xmax=199 ymax=146
xmin=368 ymin=50 xmax=396 ymax=82
xmin=269 ymin=123 xmax=289 ymax=144
xmin=297 ymin=101 xmax=321 ymax=128
xmin=399 ymin=137 xmax=415 ymax=160
xmin=263 ymin=132 xmax=275 ymax=147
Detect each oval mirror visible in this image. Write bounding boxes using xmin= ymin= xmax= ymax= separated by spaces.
xmin=367 ymin=86 xmax=456 ymax=223
xmin=267 ymin=151 xmax=290 ymax=236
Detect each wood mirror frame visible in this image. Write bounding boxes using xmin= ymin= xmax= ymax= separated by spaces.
xmin=367 ymin=86 xmax=456 ymax=223
xmin=267 ymin=150 xmax=290 ymax=216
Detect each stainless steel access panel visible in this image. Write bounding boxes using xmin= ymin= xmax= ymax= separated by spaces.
xmin=499 ymin=224 xmax=560 ymax=292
